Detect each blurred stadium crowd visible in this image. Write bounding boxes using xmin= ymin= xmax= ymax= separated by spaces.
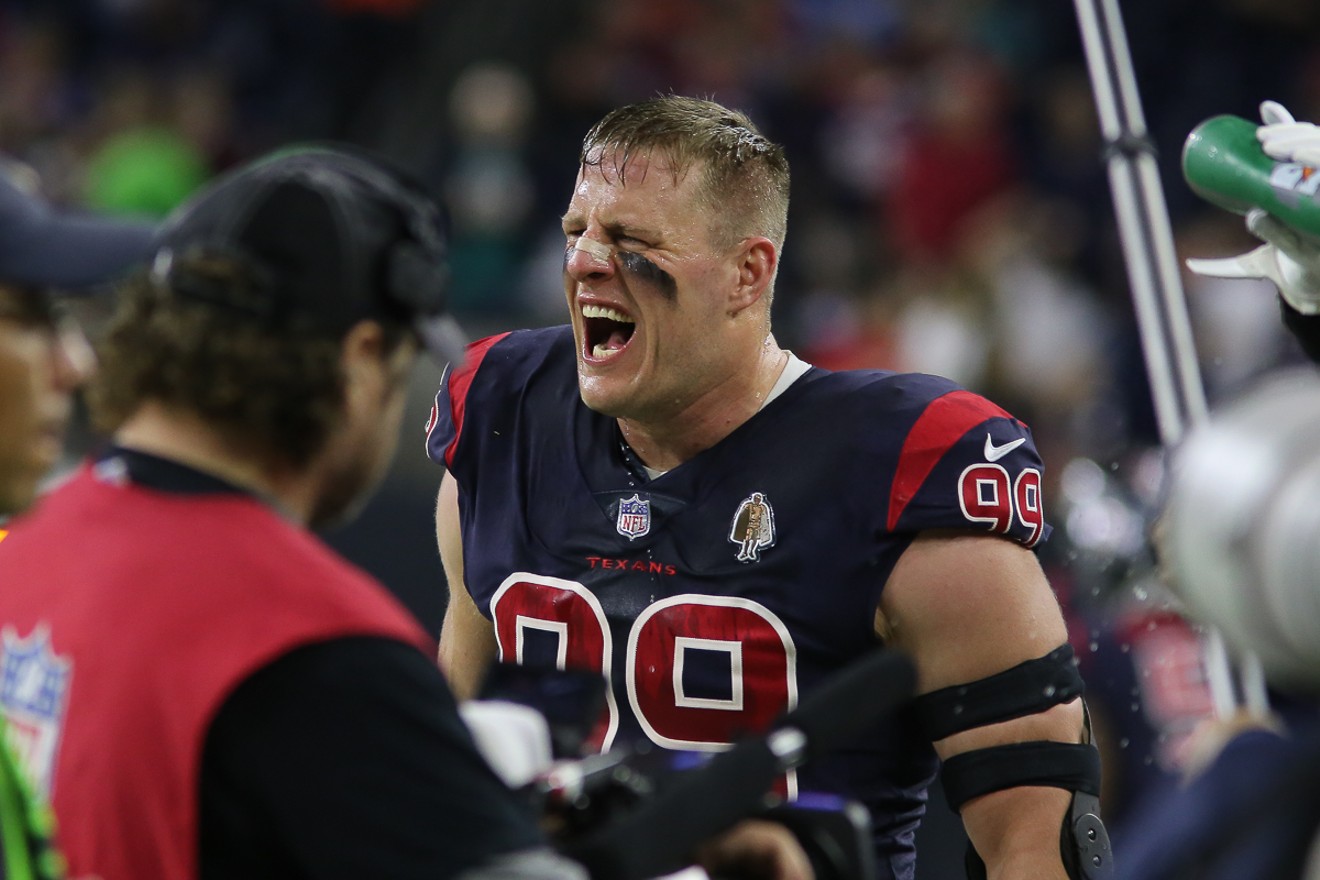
xmin=6 ymin=0 xmax=1320 ymax=873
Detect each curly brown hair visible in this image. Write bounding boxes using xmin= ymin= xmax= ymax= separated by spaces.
xmin=89 ymin=258 xmax=406 ymax=468
xmin=580 ymin=95 xmax=791 ymax=253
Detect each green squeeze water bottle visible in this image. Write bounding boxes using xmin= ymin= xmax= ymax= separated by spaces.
xmin=1182 ymin=114 xmax=1320 ymax=241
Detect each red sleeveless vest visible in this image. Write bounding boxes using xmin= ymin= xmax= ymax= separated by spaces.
xmin=0 ymin=467 xmax=433 ymax=880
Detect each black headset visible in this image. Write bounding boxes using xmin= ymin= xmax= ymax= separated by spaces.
xmin=153 ymin=142 xmax=453 ymax=333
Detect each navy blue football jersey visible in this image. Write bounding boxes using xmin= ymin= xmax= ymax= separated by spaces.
xmin=426 ymin=326 xmax=1051 ymax=880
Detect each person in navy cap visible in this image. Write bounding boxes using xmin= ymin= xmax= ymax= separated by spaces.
xmin=0 ymin=155 xmax=154 ymax=880
xmin=0 ymin=155 xmax=155 ymax=517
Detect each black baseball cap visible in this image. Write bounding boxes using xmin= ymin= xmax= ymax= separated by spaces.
xmin=0 ymin=158 xmax=156 ymax=289
xmin=149 ymin=146 xmax=465 ymax=366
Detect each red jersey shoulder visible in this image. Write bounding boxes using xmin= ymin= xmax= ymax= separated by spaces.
xmin=425 ymin=326 xmax=576 ymax=469
xmin=423 ymin=331 xmax=512 ymax=468
xmin=861 ymin=373 xmax=1047 ymax=546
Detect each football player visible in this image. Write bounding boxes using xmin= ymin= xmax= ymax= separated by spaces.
xmin=430 ymin=96 xmax=1110 ymax=880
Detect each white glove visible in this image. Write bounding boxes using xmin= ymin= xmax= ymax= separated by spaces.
xmin=1255 ymin=100 xmax=1320 ymax=166
xmin=1185 ymin=101 xmax=1320 ymax=315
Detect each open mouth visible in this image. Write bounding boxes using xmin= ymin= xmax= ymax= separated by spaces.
xmin=582 ymin=304 xmax=636 ymax=361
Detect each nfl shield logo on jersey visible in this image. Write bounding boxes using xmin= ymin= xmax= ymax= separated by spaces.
xmin=616 ymin=494 xmax=651 ymax=540
xmin=0 ymin=625 xmax=72 ymax=798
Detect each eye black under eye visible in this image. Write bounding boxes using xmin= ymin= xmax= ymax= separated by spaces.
xmin=617 ymin=251 xmax=676 ymax=298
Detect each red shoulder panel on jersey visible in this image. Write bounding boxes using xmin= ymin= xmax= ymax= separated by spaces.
xmin=429 ymin=332 xmax=509 ymax=468
xmin=886 ymin=390 xmax=1013 ymax=531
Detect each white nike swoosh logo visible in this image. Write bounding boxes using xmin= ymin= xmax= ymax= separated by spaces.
xmin=984 ymin=434 xmax=1026 ymax=462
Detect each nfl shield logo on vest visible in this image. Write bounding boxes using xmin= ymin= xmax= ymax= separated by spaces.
xmin=0 ymin=624 xmax=72 ymax=798
xmin=616 ymin=494 xmax=651 ymax=540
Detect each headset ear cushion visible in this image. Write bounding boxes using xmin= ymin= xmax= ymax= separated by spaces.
xmin=387 ymin=240 xmax=449 ymax=315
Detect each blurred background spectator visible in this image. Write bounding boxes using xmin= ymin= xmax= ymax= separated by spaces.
xmin=9 ymin=0 xmax=1320 ymax=875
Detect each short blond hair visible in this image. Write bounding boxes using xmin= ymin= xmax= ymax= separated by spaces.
xmin=581 ymin=95 xmax=790 ymax=253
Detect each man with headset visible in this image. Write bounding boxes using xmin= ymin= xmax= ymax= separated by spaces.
xmin=0 ymin=148 xmax=812 ymax=880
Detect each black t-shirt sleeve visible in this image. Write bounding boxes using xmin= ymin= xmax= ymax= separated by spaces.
xmin=199 ymin=636 xmax=546 ymax=880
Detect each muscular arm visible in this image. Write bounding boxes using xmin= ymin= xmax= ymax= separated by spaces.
xmin=878 ymin=532 xmax=1083 ymax=880
xmin=436 ymin=471 xmax=498 ymax=700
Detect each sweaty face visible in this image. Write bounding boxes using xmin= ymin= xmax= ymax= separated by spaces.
xmin=561 ymin=149 xmax=742 ymax=422
xmin=0 ymin=286 xmax=94 ymax=516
